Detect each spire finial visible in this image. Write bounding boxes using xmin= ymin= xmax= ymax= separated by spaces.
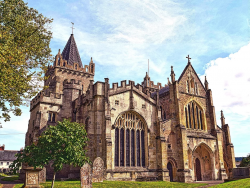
xmin=204 ymin=76 xmax=209 ymax=90
xmin=221 ymin=110 xmax=224 ymax=118
xmin=186 ymin=55 xmax=191 ymax=64
xmin=167 ymin=77 xmax=171 ymax=85
xmin=221 ymin=110 xmax=226 ymax=126
xmin=70 ymin=22 xmax=75 ymax=34
xmin=170 ymin=66 xmax=175 ymax=82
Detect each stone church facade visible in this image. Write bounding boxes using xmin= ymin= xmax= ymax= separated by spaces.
xmin=24 ymin=34 xmax=236 ymax=182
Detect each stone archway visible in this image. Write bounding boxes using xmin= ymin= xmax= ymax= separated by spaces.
xmin=193 ymin=143 xmax=214 ymax=181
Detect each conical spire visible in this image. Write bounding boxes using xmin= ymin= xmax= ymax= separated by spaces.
xmin=61 ymin=34 xmax=83 ymax=68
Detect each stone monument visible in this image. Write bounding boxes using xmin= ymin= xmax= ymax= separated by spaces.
xmin=24 ymin=167 xmax=43 ymax=188
xmin=92 ymin=157 xmax=104 ymax=183
xmin=80 ymin=163 xmax=92 ymax=188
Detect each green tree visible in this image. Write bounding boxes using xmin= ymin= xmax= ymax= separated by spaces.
xmin=0 ymin=0 xmax=53 ymax=124
xmin=10 ymin=119 xmax=90 ymax=188
xmin=239 ymin=154 xmax=250 ymax=167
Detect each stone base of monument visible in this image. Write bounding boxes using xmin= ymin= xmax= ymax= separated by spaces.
xmin=24 ymin=167 xmax=43 ymax=188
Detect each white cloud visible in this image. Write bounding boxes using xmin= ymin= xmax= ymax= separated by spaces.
xmin=50 ymin=0 xmax=186 ymax=80
xmin=201 ymin=43 xmax=250 ymax=117
xmin=200 ymin=42 xmax=250 ymax=156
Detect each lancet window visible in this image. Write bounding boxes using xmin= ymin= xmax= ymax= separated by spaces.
xmin=114 ymin=111 xmax=146 ymax=167
xmin=186 ymin=81 xmax=189 ymax=93
xmin=185 ymin=101 xmax=205 ymax=130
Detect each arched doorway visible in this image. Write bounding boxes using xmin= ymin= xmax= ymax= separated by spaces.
xmin=193 ymin=143 xmax=214 ymax=181
xmin=195 ymin=158 xmax=202 ymax=181
xmin=167 ymin=162 xmax=173 ymax=182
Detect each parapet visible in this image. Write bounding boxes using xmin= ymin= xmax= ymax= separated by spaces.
xmin=30 ymin=90 xmax=63 ymax=111
xmin=63 ymin=79 xmax=82 ymax=90
xmin=109 ymin=80 xmax=156 ymax=103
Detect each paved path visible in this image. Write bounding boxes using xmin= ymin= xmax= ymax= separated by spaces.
xmin=0 ymin=177 xmax=22 ymax=188
xmin=195 ymin=180 xmax=224 ymax=187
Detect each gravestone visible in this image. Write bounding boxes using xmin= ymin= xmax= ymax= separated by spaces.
xmin=39 ymin=167 xmax=46 ymax=183
xmin=92 ymin=157 xmax=104 ymax=183
xmin=80 ymin=163 xmax=92 ymax=188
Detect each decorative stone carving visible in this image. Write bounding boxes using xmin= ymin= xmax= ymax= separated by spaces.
xmin=80 ymin=163 xmax=92 ymax=188
xmin=24 ymin=167 xmax=42 ymax=188
xmin=92 ymin=157 xmax=104 ymax=183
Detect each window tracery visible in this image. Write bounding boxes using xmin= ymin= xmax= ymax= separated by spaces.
xmin=185 ymin=101 xmax=205 ymax=130
xmin=114 ymin=111 xmax=146 ymax=167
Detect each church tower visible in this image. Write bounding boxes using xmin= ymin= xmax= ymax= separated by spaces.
xmin=25 ymin=33 xmax=95 ymax=145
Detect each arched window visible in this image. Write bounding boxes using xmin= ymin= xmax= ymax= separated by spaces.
xmin=57 ymin=58 xmax=60 ymax=66
xmin=186 ymin=81 xmax=189 ymax=93
xmin=192 ymin=103 xmax=196 ymax=129
xmin=185 ymin=107 xmax=188 ymax=128
xmin=63 ymin=62 xmax=65 ymax=67
xmin=200 ymin=110 xmax=203 ymax=130
xmin=75 ymin=64 xmax=77 ymax=70
xmin=195 ymin=83 xmax=198 ymax=95
xmin=196 ymin=107 xmax=200 ymax=129
xmin=86 ymin=67 xmax=88 ymax=72
xmin=91 ymin=64 xmax=94 ymax=73
xmin=114 ymin=111 xmax=146 ymax=167
xmin=160 ymin=106 xmax=163 ymax=119
xmin=188 ymin=105 xmax=192 ymax=128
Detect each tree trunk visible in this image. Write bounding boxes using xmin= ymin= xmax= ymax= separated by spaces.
xmin=51 ymin=172 xmax=56 ymax=188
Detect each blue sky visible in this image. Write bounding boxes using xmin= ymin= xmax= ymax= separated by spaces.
xmin=1 ymin=0 xmax=249 ymax=157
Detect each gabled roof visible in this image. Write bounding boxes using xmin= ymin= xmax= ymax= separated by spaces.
xmin=178 ymin=63 xmax=206 ymax=90
xmin=0 ymin=150 xmax=19 ymax=161
xmin=61 ymin=34 xmax=83 ymax=68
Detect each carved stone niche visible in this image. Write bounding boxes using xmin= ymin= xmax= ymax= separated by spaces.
xmin=24 ymin=167 xmax=43 ymax=188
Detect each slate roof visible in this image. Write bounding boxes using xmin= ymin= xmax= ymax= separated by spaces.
xmin=0 ymin=150 xmax=19 ymax=161
xmin=151 ymin=85 xmax=170 ymax=98
xmin=61 ymin=34 xmax=83 ymax=68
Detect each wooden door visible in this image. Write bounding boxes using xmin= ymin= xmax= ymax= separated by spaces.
xmin=195 ymin=158 xmax=202 ymax=181
xmin=167 ymin=162 xmax=173 ymax=182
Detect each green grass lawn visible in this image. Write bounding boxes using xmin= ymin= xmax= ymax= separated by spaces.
xmin=1 ymin=175 xmax=19 ymax=181
xmin=0 ymin=173 xmax=8 ymax=178
xmin=211 ymin=178 xmax=250 ymax=188
xmin=14 ymin=180 xmax=207 ymax=188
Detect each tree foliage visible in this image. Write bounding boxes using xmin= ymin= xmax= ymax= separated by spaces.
xmin=0 ymin=0 xmax=53 ymax=124
xmin=239 ymin=154 xmax=250 ymax=167
xmin=10 ymin=119 xmax=90 ymax=187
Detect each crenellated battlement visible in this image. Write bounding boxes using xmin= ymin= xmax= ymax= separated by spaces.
xmin=63 ymin=79 xmax=82 ymax=90
xmin=109 ymin=80 xmax=156 ymax=102
xmin=30 ymin=90 xmax=63 ymax=111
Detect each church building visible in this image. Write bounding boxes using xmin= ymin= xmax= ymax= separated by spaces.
xmin=24 ymin=34 xmax=236 ymax=182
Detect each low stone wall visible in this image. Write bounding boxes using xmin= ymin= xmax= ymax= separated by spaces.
xmin=232 ymin=167 xmax=250 ymax=179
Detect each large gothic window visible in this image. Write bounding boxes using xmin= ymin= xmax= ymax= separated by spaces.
xmin=185 ymin=101 xmax=205 ymax=130
xmin=114 ymin=111 xmax=146 ymax=167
